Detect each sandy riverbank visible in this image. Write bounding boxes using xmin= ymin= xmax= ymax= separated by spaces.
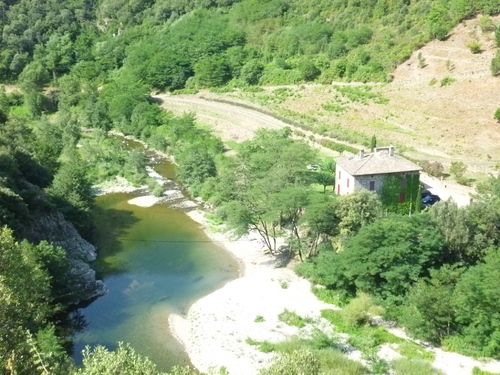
xmin=169 ymin=210 xmax=338 ymax=375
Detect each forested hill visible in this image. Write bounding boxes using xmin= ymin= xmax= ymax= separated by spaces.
xmin=0 ymin=0 xmax=499 ymax=90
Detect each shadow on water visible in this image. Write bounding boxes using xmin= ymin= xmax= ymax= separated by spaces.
xmin=92 ymin=200 xmax=139 ymax=276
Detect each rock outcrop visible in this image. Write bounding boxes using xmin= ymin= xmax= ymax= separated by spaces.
xmin=22 ymin=212 xmax=107 ymax=304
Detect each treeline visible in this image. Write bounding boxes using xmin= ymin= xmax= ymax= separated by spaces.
xmin=0 ymin=0 xmax=499 ymax=95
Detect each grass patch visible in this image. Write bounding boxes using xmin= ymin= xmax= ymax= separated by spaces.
xmin=472 ymin=367 xmax=500 ymax=375
xmin=311 ymin=287 xmax=348 ymax=307
xmin=318 ymin=139 xmax=358 ymax=154
xmin=333 ymin=85 xmax=388 ymax=105
xmin=204 ymin=213 xmax=224 ymax=226
xmin=254 ymin=315 xmax=265 ymax=322
xmin=278 ymin=309 xmax=313 ymax=328
xmin=322 ymin=102 xmax=345 ymax=112
xmin=321 ymin=309 xmax=433 ymax=360
xmin=245 ymin=338 xmax=276 ymax=353
xmin=392 ymin=358 xmax=442 ymax=375
xmin=315 ymin=349 xmax=368 ymax=375
xmin=224 ymin=140 xmax=243 ymax=152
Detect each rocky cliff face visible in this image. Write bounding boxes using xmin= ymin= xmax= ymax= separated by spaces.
xmin=22 ymin=212 xmax=107 ymax=304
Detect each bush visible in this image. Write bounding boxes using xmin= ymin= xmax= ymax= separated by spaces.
xmin=467 ymin=41 xmax=482 ymax=54
xmin=440 ymin=76 xmax=456 ymax=87
xmin=495 ymin=108 xmax=500 ymax=122
xmin=421 ymin=161 xmax=444 ymax=178
xmin=478 ymin=15 xmax=495 ymax=33
xmin=449 ymin=161 xmax=467 ymax=178
xmin=491 ymin=52 xmax=500 ymax=76
xmin=340 ymin=294 xmax=383 ymax=326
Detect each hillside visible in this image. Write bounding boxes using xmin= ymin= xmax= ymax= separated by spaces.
xmin=161 ymin=15 xmax=499 ymax=177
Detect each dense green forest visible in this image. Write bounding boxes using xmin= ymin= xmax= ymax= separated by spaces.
xmin=1 ymin=0 xmax=500 ymax=373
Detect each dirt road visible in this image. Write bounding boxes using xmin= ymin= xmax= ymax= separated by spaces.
xmin=154 ymin=94 xmax=342 ymax=157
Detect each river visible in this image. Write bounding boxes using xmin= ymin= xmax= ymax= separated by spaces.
xmin=71 ymin=149 xmax=239 ymax=371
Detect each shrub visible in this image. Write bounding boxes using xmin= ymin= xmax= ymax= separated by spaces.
xmin=449 ymin=161 xmax=467 ymax=178
xmin=467 ymin=41 xmax=482 ymax=54
xmin=494 ymin=108 xmax=500 ymax=122
xmin=491 ymin=52 xmax=500 ymax=76
xmin=440 ymin=76 xmax=456 ymax=87
xmin=429 ymin=78 xmax=437 ymax=86
xmin=254 ymin=315 xmax=265 ymax=322
xmin=340 ymin=294 xmax=383 ymax=326
xmin=421 ymin=161 xmax=444 ymax=177
xmin=478 ymin=15 xmax=495 ymax=33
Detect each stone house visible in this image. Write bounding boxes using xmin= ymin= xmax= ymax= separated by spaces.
xmin=335 ymin=146 xmax=421 ymax=211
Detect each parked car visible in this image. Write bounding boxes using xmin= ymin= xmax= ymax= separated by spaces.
xmin=422 ymin=192 xmax=440 ymax=207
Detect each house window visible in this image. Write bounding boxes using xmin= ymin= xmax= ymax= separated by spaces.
xmin=399 ymin=192 xmax=406 ymax=203
xmin=347 ymin=178 xmax=350 ymax=188
xmin=339 ymin=170 xmax=341 ymax=179
xmin=400 ymin=177 xmax=407 ymax=188
xmin=369 ymin=181 xmax=375 ymax=190
xmin=337 ymin=184 xmax=340 ymax=194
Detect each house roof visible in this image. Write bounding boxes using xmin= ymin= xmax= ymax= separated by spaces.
xmin=336 ymin=149 xmax=421 ymax=176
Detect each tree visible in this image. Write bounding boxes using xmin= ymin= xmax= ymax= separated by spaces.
xmin=449 ymin=161 xmax=467 ymax=179
xmin=0 ymin=227 xmax=53 ymax=374
xmin=334 ymin=213 xmax=444 ymax=302
xmin=429 ymin=200 xmax=472 ymax=264
xmin=299 ymin=192 xmax=339 ymax=257
xmin=314 ymin=171 xmax=334 ymax=193
xmin=48 ymin=152 xmax=93 ymax=235
xmin=240 ymin=59 xmax=264 ymax=85
xmin=193 ymin=55 xmax=231 ymax=88
xmin=175 ymin=144 xmax=217 ymax=192
xmin=370 ymin=135 xmax=377 ymax=151
xmin=335 ymin=190 xmax=382 ymax=238
xmin=400 ymin=265 xmax=463 ymax=343
xmin=494 ymin=108 xmax=500 ymax=122
xmin=220 ymin=129 xmax=317 ymax=252
xmin=451 ymin=250 xmax=500 ymax=357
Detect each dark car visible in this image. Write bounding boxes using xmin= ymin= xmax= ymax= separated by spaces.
xmin=422 ymin=193 xmax=440 ymax=207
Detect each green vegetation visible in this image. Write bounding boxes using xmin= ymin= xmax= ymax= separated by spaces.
xmin=1 ymin=0 xmax=500 ymax=373
xmin=495 ymin=108 xmax=500 ymax=122
xmin=491 ymin=51 xmax=500 ymax=76
xmin=467 ymin=40 xmax=482 ymax=54
xmin=440 ymin=76 xmax=456 ymax=87
xmin=278 ymin=310 xmax=313 ymax=328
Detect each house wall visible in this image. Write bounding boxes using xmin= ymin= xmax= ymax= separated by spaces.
xmin=335 ymin=165 xmax=355 ymax=195
xmin=353 ymin=174 xmax=386 ymax=193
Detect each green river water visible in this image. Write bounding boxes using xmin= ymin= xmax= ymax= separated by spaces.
xmin=72 ymin=160 xmax=239 ymax=371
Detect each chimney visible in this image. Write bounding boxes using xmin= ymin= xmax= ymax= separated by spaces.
xmin=358 ymin=149 xmax=365 ymax=159
xmin=389 ymin=145 xmax=394 ymax=156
